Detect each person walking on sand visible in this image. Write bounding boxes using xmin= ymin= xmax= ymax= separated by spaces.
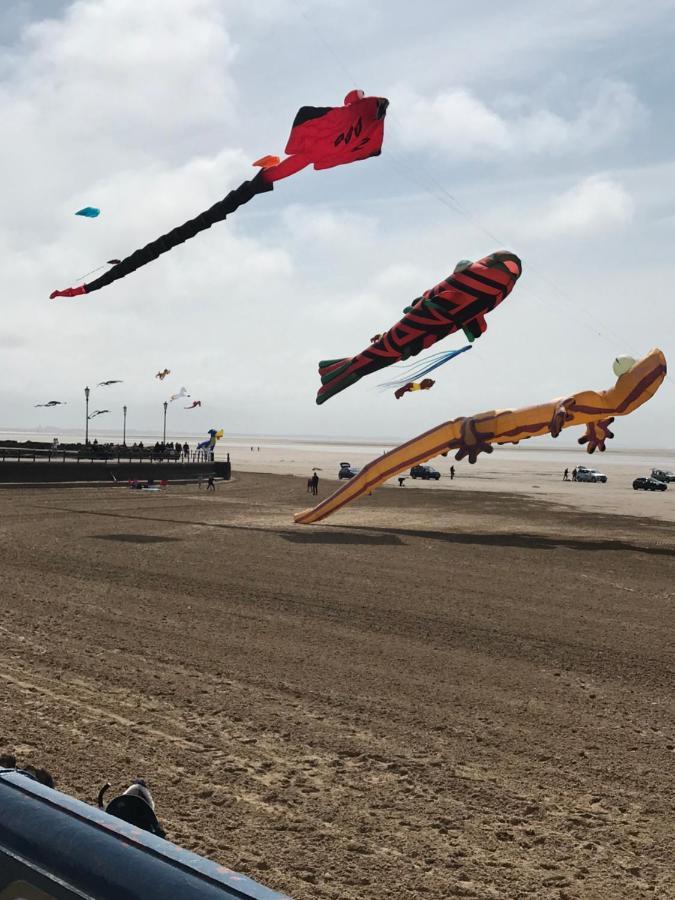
xmin=572 ymin=467 xmax=578 ymax=481
xmin=207 ymin=476 xmax=215 ymax=492
xmin=311 ymin=472 xmax=319 ymax=495
xmin=563 ymin=468 xmax=569 ymax=481
xmin=450 ymin=465 xmax=455 ymax=480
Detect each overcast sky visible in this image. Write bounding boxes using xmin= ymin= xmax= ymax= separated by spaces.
xmin=1 ymin=0 xmax=673 ymax=446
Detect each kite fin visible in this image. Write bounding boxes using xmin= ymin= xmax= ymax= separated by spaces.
xmin=462 ymin=314 xmax=487 ymax=343
xmin=316 ymin=358 xmax=363 ymax=405
xmin=252 ymin=155 xmax=281 ymax=169
xmin=318 ymin=358 xmax=352 ymax=383
xmin=50 ymin=285 xmax=87 ymax=299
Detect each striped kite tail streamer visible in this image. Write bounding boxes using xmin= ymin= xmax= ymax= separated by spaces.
xmin=50 ymin=171 xmax=274 ymax=299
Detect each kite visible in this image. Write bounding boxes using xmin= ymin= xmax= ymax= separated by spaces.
xmin=394 ymin=378 xmax=435 ymax=399
xmin=155 ymin=369 xmax=171 ymax=380
xmin=296 ymin=348 xmax=667 ymax=524
xmin=97 ymin=380 xmax=123 ymax=387
xmin=197 ymin=429 xmax=224 ymax=451
xmin=88 ymin=409 xmax=110 ymax=419
xmin=316 ymin=252 xmax=521 ymax=404
xmin=75 ymin=207 xmax=100 ymax=218
xmin=185 ymin=401 xmax=202 ymax=409
xmin=170 ymin=387 xmax=189 ymax=402
xmin=378 ymin=345 xmax=473 ymax=393
xmin=50 ymin=90 xmax=388 ymax=300
xmin=34 ymin=400 xmax=66 ymax=407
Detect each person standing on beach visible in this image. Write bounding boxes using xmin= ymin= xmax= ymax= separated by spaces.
xmin=207 ymin=476 xmax=215 ymax=491
xmin=563 ymin=468 xmax=569 ymax=481
xmin=572 ymin=467 xmax=578 ymax=481
xmin=311 ymin=472 xmax=319 ymax=495
xmin=450 ymin=465 xmax=455 ymax=480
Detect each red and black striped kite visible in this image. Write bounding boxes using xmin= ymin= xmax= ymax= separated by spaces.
xmin=50 ymin=90 xmax=388 ymax=300
xmin=316 ymin=251 xmax=522 ymax=404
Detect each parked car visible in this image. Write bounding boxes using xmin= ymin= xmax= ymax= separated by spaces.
xmin=651 ymin=468 xmax=675 ymax=483
xmin=576 ymin=467 xmax=607 ymax=483
xmin=338 ymin=462 xmax=360 ymax=479
xmin=633 ymin=477 xmax=667 ymax=492
xmin=410 ymin=464 xmax=441 ymax=481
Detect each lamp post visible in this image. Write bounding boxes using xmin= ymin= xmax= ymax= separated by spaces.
xmin=84 ymin=386 xmax=90 ymax=445
xmin=123 ymin=405 xmax=127 ymax=446
xmin=162 ymin=401 xmax=168 ymax=447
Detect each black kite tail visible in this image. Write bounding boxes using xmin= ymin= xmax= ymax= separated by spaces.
xmin=50 ymin=172 xmax=274 ymax=299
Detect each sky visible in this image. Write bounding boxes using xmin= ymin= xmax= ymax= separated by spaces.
xmin=1 ymin=0 xmax=674 ymax=447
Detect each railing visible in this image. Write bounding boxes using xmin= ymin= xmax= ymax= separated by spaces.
xmin=0 ymin=447 xmax=218 ymax=464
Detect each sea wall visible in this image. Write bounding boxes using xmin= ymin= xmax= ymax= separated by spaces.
xmin=0 ymin=460 xmax=231 ymax=484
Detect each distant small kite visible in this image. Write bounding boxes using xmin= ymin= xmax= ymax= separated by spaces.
xmin=35 ymin=400 xmax=66 ymax=407
xmin=394 ymin=378 xmax=435 ymax=399
xmin=75 ymin=207 xmax=100 ymax=218
xmin=88 ymin=409 xmax=109 ymax=419
xmin=184 ymin=400 xmax=202 ymax=409
xmin=97 ymin=380 xmax=123 ymax=387
xmin=170 ymin=387 xmax=189 ymax=402
xmin=155 ymin=369 xmax=170 ymax=380
xmin=378 ymin=346 xmax=473 ymax=395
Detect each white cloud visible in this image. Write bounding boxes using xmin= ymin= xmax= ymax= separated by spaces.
xmin=390 ymin=81 xmax=645 ymax=160
xmin=539 ymin=175 xmax=634 ymax=237
xmin=281 ymin=205 xmax=377 ymax=247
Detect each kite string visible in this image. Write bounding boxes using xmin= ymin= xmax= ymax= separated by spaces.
xmin=75 ymin=263 xmax=108 ymax=281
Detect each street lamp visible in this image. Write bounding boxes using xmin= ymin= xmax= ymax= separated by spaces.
xmin=84 ymin=386 xmax=90 ymax=445
xmin=123 ymin=405 xmax=127 ymax=446
xmin=162 ymin=401 xmax=168 ymax=446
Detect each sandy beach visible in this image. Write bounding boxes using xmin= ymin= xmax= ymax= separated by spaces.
xmin=229 ymin=439 xmax=675 ymax=525
xmin=0 ymin=469 xmax=673 ymax=899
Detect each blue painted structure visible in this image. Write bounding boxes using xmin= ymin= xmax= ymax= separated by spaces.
xmin=0 ymin=770 xmax=291 ymax=899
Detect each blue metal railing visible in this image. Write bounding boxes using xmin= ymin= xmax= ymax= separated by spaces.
xmin=0 ymin=770 xmax=289 ymax=900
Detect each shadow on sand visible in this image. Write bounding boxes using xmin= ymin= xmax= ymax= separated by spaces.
xmin=280 ymin=530 xmax=402 ymax=546
xmin=43 ymin=505 xmax=674 ymax=558
xmin=94 ymin=534 xmax=181 ymax=544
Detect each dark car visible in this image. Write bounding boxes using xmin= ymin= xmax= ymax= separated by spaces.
xmin=410 ymin=464 xmax=441 ymax=481
xmin=651 ymin=468 xmax=675 ymax=483
xmin=338 ymin=462 xmax=360 ymax=479
xmin=633 ymin=477 xmax=667 ymax=492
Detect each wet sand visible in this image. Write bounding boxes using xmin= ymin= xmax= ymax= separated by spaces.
xmin=0 ymin=474 xmax=673 ymax=899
